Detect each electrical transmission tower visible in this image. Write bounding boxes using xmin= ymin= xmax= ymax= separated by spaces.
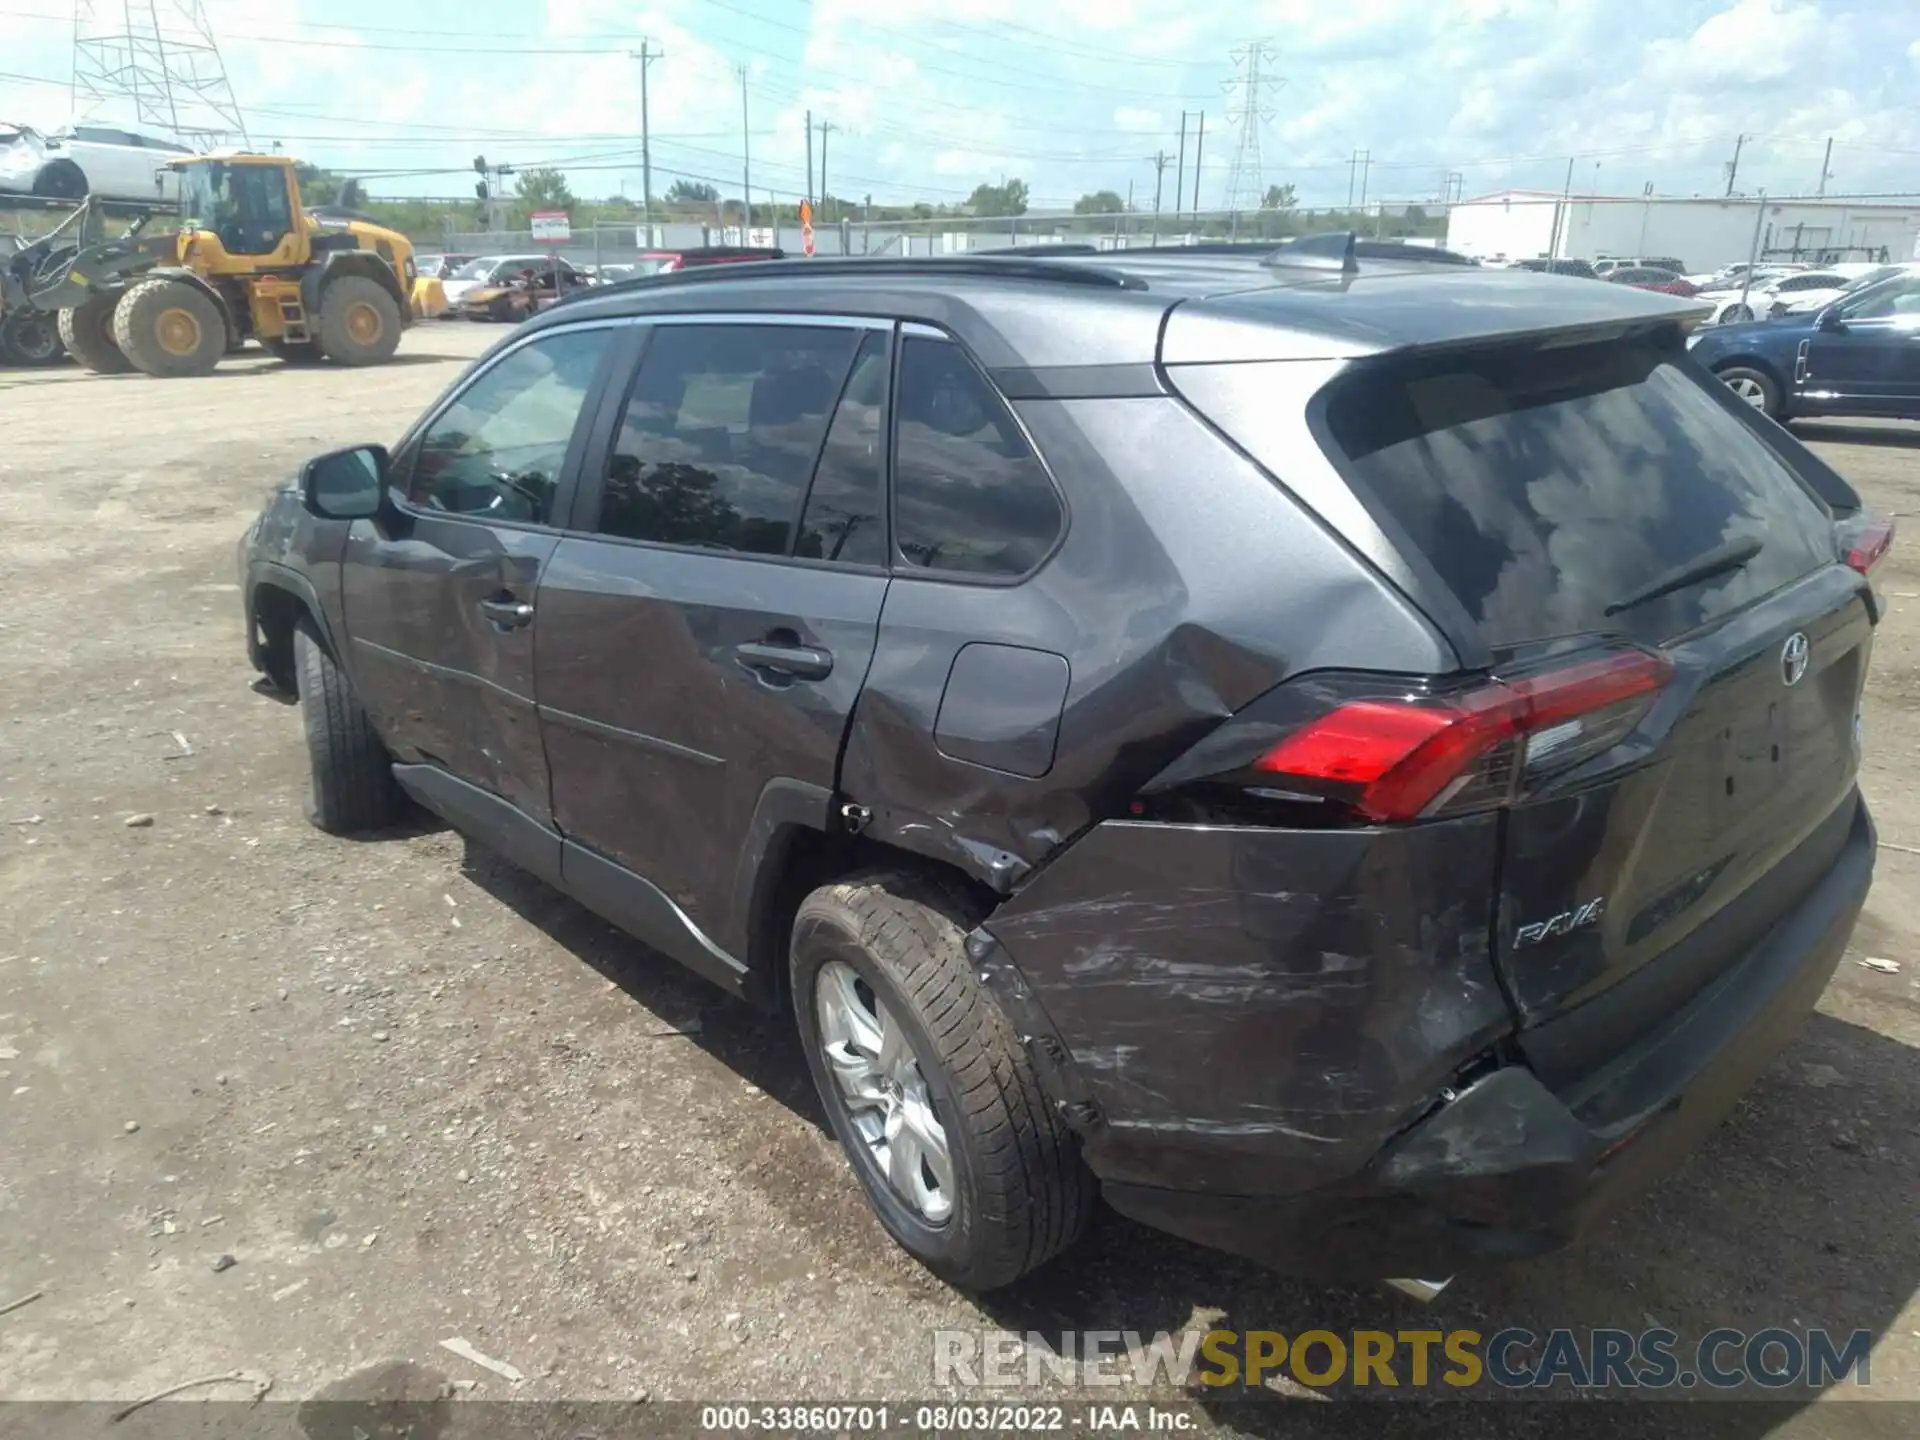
xmin=71 ymin=0 xmax=250 ymax=149
xmin=1222 ymin=39 xmax=1280 ymax=213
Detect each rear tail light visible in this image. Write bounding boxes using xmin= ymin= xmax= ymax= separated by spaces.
xmin=1838 ymin=510 xmax=1894 ymax=576
xmin=1246 ymin=650 xmax=1672 ymax=824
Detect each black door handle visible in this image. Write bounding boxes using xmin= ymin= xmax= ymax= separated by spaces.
xmin=734 ymin=640 xmax=833 ymax=681
xmin=478 ymin=596 xmax=535 ymax=630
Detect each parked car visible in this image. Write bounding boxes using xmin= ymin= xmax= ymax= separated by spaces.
xmin=1688 ymin=267 xmax=1920 ymax=420
xmin=456 ymin=259 xmax=594 ymax=321
xmin=0 ymin=121 xmax=190 ymax=202
xmin=1606 ymin=266 xmax=1700 ymax=297
xmin=412 ymin=253 xmax=477 ymax=282
xmin=240 ymin=242 xmax=1885 ymax=1291
xmin=1594 ymin=256 xmax=1685 ymax=277
xmin=1772 ymin=264 xmax=1918 ymax=317
xmin=625 ymin=245 xmax=787 ymax=276
xmin=441 ymin=254 xmax=581 ymax=310
xmin=1512 ymin=257 xmax=1597 ymax=278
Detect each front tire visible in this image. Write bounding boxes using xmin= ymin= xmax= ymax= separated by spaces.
xmin=294 ymin=622 xmax=402 ymax=834
xmin=791 ymin=868 xmax=1095 ymax=1291
xmin=316 ymin=276 xmax=402 ymax=366
xmin=58 ymin=293 xmax=134 ymax=374
xmin=1717 ymin=364 xmax=1781 ymax=418
xmin=0 ymin=308 xmax=64 ymax=366
xmin=113 ymin=277 xmax=227 ymax=377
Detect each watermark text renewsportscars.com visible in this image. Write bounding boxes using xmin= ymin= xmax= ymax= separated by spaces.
xmin=933 ymin=1326 xmax=1874 ymax=1391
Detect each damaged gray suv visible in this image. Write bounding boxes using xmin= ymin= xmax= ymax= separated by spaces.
xmin=240 ymin=236 xmax=1890 ymax=1291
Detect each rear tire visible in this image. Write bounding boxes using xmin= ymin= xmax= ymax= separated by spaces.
xmin=1717 ymin=364 xmax=1781 ymax=418
xmin=112 ymin=277 xmax=226 ymax=377
xmin=58 ymin=293 xmax=133 ymax=374
xmin=0 ymin=308 xmax=64 ymax=366
xmin=316 ymin=276 xmax=402 ymax=366
xmin=791 ymin=868 xmax=1095 ymax=1291
xmin=294 ymin=622 xmax=402 ymax=835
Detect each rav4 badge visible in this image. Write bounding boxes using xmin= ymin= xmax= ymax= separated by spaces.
xmin=1514 ymin=897 xmax=1606 ymax=949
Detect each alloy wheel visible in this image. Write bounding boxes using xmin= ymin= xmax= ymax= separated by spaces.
xmin=813 ymin=959 xmax=955 ymax=1225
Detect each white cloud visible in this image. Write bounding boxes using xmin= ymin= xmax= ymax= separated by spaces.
xmin=4 ymin=0 xmax=1919 ymax=212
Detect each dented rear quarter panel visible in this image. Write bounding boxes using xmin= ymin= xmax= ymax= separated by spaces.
xmin=984 ymin=813 xmax=1514 ymax=1196
xmin=836 ymin=392 xmax=1457 ymax=892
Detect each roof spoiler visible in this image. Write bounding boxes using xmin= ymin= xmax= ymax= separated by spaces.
xmin=1264 ymin=231 xmax=1360 ymax=274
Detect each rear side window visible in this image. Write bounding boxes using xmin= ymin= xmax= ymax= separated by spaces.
xmin=597 ymin=323 xmax=862 ymax=556
xmin=893 ymin=335 xmax=1061 ymax=577
xmin=1323 ymin=339 xmax=1835 ymax=647
xmin=794 ymin=332 xmax=888 ymax=567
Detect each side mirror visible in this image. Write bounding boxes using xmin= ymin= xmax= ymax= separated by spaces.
xmin=1818 ymin=307 xmax=1847 ymax=333
xmin=300 ymin=444 xmax=390 ymax=520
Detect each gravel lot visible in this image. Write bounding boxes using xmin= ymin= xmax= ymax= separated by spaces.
xmin=1 ymin=324 xmax=1917 ymax=1434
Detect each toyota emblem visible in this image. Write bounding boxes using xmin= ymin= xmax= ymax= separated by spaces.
xmin=1781 ymin=632 xmax=1810 ymax=687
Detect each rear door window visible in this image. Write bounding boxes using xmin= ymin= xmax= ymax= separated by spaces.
xmin=596 ymin=322 xmax=862 ymax=556
xmin=1322 ymin=338 xmax=1836 ymax=647
xmin=892 ymin=334 xmax=1062 ymax=577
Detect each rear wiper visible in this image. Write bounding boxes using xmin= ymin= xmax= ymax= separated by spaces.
xmin=1605 ymin=536 xmax=1764 ymax=617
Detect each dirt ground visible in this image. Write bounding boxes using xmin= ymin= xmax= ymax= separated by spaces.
xmin=1 ymin=323 xmax=1917 ymax=1435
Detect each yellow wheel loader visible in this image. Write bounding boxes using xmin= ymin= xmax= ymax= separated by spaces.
xmin=26 ymin=153 xmax=423 ymax=378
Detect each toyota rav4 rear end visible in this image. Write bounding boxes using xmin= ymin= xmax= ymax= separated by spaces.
xmin=977 ymin=262 xmax=1887 ymax=1281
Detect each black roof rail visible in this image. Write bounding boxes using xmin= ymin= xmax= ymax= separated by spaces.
xmin=573 ymin=253 xmax=1147 ymax=301
xmin=971 ymin=243 xmax=1104 ymax=256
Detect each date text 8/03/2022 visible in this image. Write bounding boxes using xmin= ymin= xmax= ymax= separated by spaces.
xmin=930 ymin=1326 xmax=1877 ymax=1391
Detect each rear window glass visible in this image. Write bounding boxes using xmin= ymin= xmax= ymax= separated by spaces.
xmin=1323 ymin=340 xmax=1835 ymax=647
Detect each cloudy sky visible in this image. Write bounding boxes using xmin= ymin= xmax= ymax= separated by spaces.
xmin=4 ymin=0 xmax=1919 ymax=211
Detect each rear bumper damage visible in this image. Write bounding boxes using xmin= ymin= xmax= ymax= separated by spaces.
xmin=979 ymin=795 xmax=1874 ymax=1281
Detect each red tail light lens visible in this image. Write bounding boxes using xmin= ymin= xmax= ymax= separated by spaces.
xmin=1838 ymin=511 xmax=1894 ymax=576
xmin=1255 ymin=650 xmax=1672 ymax=822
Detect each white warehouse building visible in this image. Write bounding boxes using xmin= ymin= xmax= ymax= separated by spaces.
xmin=1446 ymin=189 xmax=1920 ymax=272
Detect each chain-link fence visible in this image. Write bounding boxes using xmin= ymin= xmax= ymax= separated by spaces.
xmin=421 ymin=205 xmax=1446 ymax=266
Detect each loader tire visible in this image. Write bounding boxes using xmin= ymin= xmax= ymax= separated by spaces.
xmin=113 ymin=277 xmax=226 ymax=377
xmin=316 ymin=276 xmax=402 ymax=367
xmin=295 ymin=621 xmax=402 ymax=835
xmin=58 ymin=294 xmax=134 ymax=374
xmin=0 ymin=308 xmax=64 ymax=366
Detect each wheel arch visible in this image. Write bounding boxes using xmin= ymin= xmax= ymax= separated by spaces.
xmin=732 ymin=782 xmax=1001 ymax=1014
xmin=1709 ymin=351 xmax=1788 ymax=389
xmin=33 ymin=158 xmax=87 ymax=195
xmin=303 ymin=250 xmax=408 ymax=319
xmin=246 ymin=564 xmax=337 ymax=694
xmin=137 ymin=268 xmax=236 ymax=331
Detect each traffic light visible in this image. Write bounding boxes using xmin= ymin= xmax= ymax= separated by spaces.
xmin=476 ymin=179 xmax=489 ymax=201
xmin=473 ymin=154 xmax=487 ymax=174
xmin=474 ymin=154 xmax=490 ymax=202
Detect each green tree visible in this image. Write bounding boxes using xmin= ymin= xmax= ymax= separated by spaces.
xmin=666 ymin=178 xmax=719 ymax=204
xmin=1073 ymin=189 xmax=1125 ymax=215
xmin=514 ymin=167 xmax=576 ymax=212
xmin=966 ymin=178 xmax=1029 ymax=218
xmin=1261 ymin=183 xmax=1297 ymax=211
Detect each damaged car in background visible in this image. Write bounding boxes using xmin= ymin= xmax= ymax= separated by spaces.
xmin=238 ymin=238 xmax=1889 ymax=1294
xmin=0 ymin=121 xmax=188 ymax=201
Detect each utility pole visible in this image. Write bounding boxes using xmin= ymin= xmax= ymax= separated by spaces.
xmin=630 ymin=41 xmax=661 ymax=245
xmin=737 ymin=64 xmax=752 ymax=234
xmin=1724 ymin=133 xmax=1746 ymax=197
xmin=1817 ymin=136 xmax=1833 ymax=197
xmin=1191 ymin=111 xmax=1205 ymax=216
xmin=805 ymin=107 xmax=814 ymax=205
xmin=1357 ymin=149 xmax=1371 ymax=209
xmin=1348 ymin=150 xmax=1358 ymax=209
xmin=1150 ymin=149 xmax=1169 ymax=240
xmin=1552 ymin=154 xmax=1575 ymax=258
xmin=1175 ymin=113 xmax=1188 ymax=226
xmin=817 ymin=119 xmax=837 ymax=216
